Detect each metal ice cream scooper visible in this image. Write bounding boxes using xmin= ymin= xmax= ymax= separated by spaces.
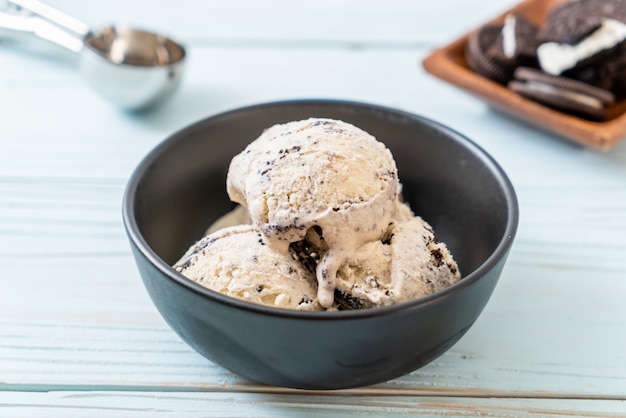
xmin=0 ymin=0 xmax=186 ymax=110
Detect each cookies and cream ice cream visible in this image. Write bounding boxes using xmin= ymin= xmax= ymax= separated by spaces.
xmin=174 ymin=225 xmax=320 ymax=311
xmin=226 ymin=118 xmax=399 ymax=308
xmin=336 ymin=213 xmax=460 ymax=308
xmin=174 ymin=118 xmax=461 ymax=311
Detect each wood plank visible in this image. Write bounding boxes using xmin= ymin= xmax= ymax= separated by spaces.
xmin=1 ymin=392 xmax=625 ymax=417
xmin=1 ymin=259 xmax=625 ymax=396
xmin=30 ymin=0 xmax=518 ymax=44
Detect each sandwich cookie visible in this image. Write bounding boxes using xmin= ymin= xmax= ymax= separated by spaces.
xmin=488 ymin=13 xmax=539 ymax=66
xmin=465 ymin=25 xmax=515 ymax=84
xmin=508 ymin=67 xmax=615 ymax=119
xmin=569 ymin=42 xmax=626 ymax=100
xmin=536 ymin=0 xmax=626 ymax=75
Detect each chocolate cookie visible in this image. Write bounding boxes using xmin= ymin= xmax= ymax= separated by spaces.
xmin=538 ymin=0 xmax=626 ymax=44
xmin=569 ymin=42 xmax=626 ymax=99
xmin=488 ymin=14 xmax=539 ymax=66
xmin=508 ymin=67 xmax=616 ymax=119
xmin=465 ymin=25 xmax=515 ymax=84
xmin=536 ymin=0 xmax=626 ymax=75
xmin=606 ymin=52 xmax=626 ymax=99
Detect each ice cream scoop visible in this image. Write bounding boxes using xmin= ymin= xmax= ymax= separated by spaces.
xmin=0 ymin=0 xmax=185 ymax=110
xmin=227 ymin=118 xmax=399 ymax=308
xmin=174 ymin=225 xmax=322 ymax=311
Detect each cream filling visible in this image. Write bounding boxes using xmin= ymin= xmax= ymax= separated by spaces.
xmin=538 ymin=19 xmax=626 ymax=75
xmin=502 ymin=14 xmax=517 ymax=59
xmin=525 ymin=81 xmax=603 ymax=109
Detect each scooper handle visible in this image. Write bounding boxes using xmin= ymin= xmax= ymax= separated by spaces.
xmin=0 ymin=0 xmax=89 ymax=52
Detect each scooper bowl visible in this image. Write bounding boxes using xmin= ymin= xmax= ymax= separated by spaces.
xmin=81 ymin=25 xmax=185 ymax=110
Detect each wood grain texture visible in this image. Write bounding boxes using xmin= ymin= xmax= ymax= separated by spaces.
xmin=1 ymin=0 xmax=626 ymax=416
xmin=2 ymin=392 xmax=626 ymax=417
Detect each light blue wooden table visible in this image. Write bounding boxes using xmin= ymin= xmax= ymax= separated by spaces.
xmin=1 ymin=1 xmax=626 ymax=416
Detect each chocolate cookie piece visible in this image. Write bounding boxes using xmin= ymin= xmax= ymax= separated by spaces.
xmin=569 ymin=42 xmax=626 ymax=99
xmin=536 ymin=0 xmax=626 ymax=75
xmin=538 ymin=18 xmax=626 ymax=75
xmin=606 ymin=53 xmax=626 ymax=98
xmin=488 ymin=14 xmax=539 ymax=66
xmin=508 ymin=67 xmax=616 ymax=119
xmin=538 ymin=0 xmax=626 ymax=44
xmin=465 ymin=25 xmax=515 ymax=84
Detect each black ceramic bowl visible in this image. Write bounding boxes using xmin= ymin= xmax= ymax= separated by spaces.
xmin=123 ymin=99 xmax=518 ymax=390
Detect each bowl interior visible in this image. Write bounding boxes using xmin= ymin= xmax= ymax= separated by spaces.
xmin=129 ymin=100 xmax=516 ymax=284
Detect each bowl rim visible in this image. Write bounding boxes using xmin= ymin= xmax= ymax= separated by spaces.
xmin=123 ymin=98 xmax=519 ymax=320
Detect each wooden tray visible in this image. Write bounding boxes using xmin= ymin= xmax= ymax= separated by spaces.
xmin=422 ymin=0 xmax=626 ymax=150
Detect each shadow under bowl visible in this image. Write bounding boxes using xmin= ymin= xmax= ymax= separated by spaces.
xmin=123 ymin=99 xmax=519 ymax=390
